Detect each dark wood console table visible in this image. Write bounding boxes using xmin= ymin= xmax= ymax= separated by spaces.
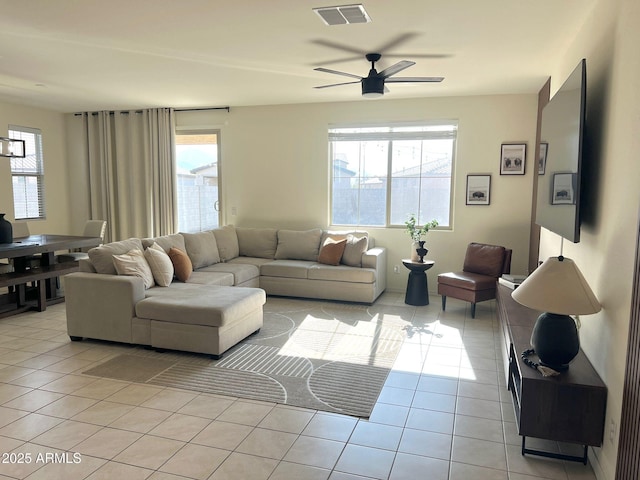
xmin=496 ymin=285 xmax=607 ymax=464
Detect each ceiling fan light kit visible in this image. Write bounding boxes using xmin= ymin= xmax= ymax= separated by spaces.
xmin=362 ymin=77 xmax=385 ymax=97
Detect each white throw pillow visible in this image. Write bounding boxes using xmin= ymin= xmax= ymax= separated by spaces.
xmin=112 ymin=249 xmax=155 ymax=289
xmin=144 ymin=243 xmax=174 ymax=287
xmin=341 ymin=234 xmax=369 ymax=267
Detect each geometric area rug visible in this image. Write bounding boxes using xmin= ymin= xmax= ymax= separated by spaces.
xmin=83 ymin=298 xmax=410 ymax=418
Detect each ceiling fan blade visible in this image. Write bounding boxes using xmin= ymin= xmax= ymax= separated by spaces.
xmin=375 ymin=32 xmax=421 ymax=53
xmin=379 ymin=60 xmax=415 ymax=78
xmin=314 ymin=67 xmax=362 ymax=80
xmin=314 ymin=81 xmax=361 ymax=89
xmin=382 ymin=53 xmax=452 ymax=60
xmin=310 ymin=39 xmax=365 ymax=56
xmin=386 ymin=76 xmax=444 ymax=83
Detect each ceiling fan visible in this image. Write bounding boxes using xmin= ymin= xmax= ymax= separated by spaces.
xmin=314 ymin=52 xmax=444 ymax=98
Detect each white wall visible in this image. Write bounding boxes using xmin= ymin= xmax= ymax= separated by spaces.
xmin=538 ymin=0 xmax=640 ymax=477
xmin=0 ymin=101 xmax=70 ymax=235
xmin=175 ymin=94 xmax=538 ymax=293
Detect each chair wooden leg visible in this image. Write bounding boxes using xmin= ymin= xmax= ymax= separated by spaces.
xmin=471 ymin=303 xmax=476 ymax=318
xmin=441 ymin=295 xmax=446 ymax=311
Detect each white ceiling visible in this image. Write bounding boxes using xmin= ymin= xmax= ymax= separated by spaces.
xmin=0 ymin=0 xmax=595 ymax=113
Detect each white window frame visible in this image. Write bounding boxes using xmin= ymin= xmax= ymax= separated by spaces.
xmin=329 ymin=122 xmax=457 ymax=228
xmin=9 ymin=125 xmax=46 ymax=220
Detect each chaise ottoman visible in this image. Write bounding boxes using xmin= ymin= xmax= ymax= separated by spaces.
xmin=134 ymin=286 xmax=265 ymax=358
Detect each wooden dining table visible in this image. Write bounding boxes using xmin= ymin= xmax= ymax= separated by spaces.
xmin=0 ymin=234 xmax=102 ymax=315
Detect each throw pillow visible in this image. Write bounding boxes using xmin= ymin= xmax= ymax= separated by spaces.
xmin=88 ymin=238 xmax=144 ymax=275
xmin=182 ymin=231 xmax=221 ymax=268
xmin=112 ymin=249 xmax=155 ymax=289
xmin=141 ymin=233 xmax=186 ymax=252
xmin=168 ymin=247 xmax=193 ymax=282
xmin=144 ymin=243 xmax=174 ymax=287
xmin=318 ymin=238 xmax=347 ymax=266
xmin=341 ymin=234 xmax=369 ymax=267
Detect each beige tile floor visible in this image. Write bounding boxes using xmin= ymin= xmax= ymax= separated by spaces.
xmin=0 ymin=292 xmax=598 ymax=480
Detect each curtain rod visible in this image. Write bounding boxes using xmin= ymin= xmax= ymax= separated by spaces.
xmin=174 ymin=107 xmax=230 ymax=112
xmin=74 ymin=106 xmax=230 ymax=116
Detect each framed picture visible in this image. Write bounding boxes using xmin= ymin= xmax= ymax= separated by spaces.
xmin=500 ymin=143 xmax=526 ymax=175
xmin=466 ymin=174 xmax=491 ymax=205
xmin=551 ymin=172 xmax=576 ymax=205
xmin=539 ymin=142 xmax=548 ymax=175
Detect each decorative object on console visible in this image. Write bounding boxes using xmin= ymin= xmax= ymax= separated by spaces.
xmin=500 ymin=143 xmax=526 ymax=175
xmin=0 ymin=214 xmax=12 ymax=244
xmin=0 ymin=137 xmax=26 ymax=158
xmin=511 ymin=255 xmax=601 ymax=372
xmin=498 ymin=274 xmax=527 ymax=290
xmin=405 ymin=214 xmax=438 ymax=262
xmin=415 ymin=241 xmax=427 ymax=263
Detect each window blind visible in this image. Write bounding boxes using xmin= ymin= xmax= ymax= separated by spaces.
xmin=9 ymin=125 xmax=45 ymax=220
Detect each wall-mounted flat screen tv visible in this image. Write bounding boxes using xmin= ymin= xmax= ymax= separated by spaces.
xmin=535 ymin=59 xmax=586 ymax=243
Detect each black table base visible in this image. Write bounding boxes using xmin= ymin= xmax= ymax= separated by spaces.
xmin=402 ymin=259 xmax=435 ymax=306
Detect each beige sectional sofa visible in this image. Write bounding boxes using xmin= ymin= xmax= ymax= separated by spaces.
xmin=65 ymin=226 xmax=386 ymax=358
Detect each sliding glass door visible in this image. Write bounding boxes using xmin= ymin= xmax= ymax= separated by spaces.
xmin=175 ymin=131 xmax=220 ymax=232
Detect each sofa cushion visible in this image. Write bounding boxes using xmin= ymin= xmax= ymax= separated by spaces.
xmin=198 ymin=263 xmax=260 ymax=286
xmin=185 ymin=271 xmax=234 ymax=286
xmin=236 ymin=227 xmax=278 ymax=259
xmin=168 ymin=247 xmax=192 ymax=282
xmin=113 ymin=249 xmax=155 ymax=289
xmin=274 ymin=228 xmax=323 ymax=261
xmin=136 ymin=286 xmax=266 ymax=328
xmin=89 ymin=238 xmax=144 ymax=275
xmin=211 ymin=225 xmax=239 ymax=261
xmin=182 ymin=231 xmax=220 ymax=268
xmin=318 ymin=238 xmax=347 ymax=266
xmin=260 ymin=260 xmax=312 ymax=279
xmin=144 ymin=243 xmax=174 ymax=287
xmin=308 ymin=264 xmax=376 ymax=284
xmin=341 ymin=234 xmax=369 ymax=267
xmin=141 ymin=233 xmax=185 ymax=253
xmin=228 ymin=257 xmax=274 ymax=267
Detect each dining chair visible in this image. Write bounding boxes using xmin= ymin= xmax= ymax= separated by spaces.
xmin=12 ymin=222 xmax=30 ymax=239
xmin=56 ymin=220 xmax=107 ymax=263
xmin=10 ymin=222 xmax=41 ymax=270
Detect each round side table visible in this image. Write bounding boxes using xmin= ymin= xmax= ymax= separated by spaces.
xmin=402 ymin=259 xmax=435 ymax=306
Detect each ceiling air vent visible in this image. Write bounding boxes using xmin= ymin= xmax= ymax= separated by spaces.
xmin=313 ymin=4 xmax=371 ymax=26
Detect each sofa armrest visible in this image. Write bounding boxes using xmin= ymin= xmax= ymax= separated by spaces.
xmin=362 ymin=247 xmax=386 ymax=270
xmin=362 ymin=247 xmax=387 ymax=295
xmin=65 ymin=272 xmax=145 ymax=344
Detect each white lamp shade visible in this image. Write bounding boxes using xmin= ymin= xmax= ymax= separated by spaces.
xmin=512 ymin=256 xmax=601 ymax=315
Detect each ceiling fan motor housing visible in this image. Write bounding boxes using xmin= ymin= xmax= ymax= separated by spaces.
xmin=362 ymin=76 xmax=385 ymax=96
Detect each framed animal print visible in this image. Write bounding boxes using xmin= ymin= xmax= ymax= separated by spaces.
xmin=500 ymin=143 xmax=526 ymax=175
xmin=466 ymin=174 xmax=491 ymax=205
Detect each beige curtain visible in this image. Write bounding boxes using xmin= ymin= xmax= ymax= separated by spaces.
xmin=81 ymin=109 xmax=176 ymax=242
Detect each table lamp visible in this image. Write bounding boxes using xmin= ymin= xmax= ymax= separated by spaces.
xmin=511 ymin=256 xmax=601 ymax=371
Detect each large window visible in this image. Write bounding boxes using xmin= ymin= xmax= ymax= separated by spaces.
xmin=330 ymin=123 xmax=456 ymax=227
xmin=9 ymin=125 xmax=45 ymax=220
xmin=175 ymin=131 xmax=220 ymax=232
